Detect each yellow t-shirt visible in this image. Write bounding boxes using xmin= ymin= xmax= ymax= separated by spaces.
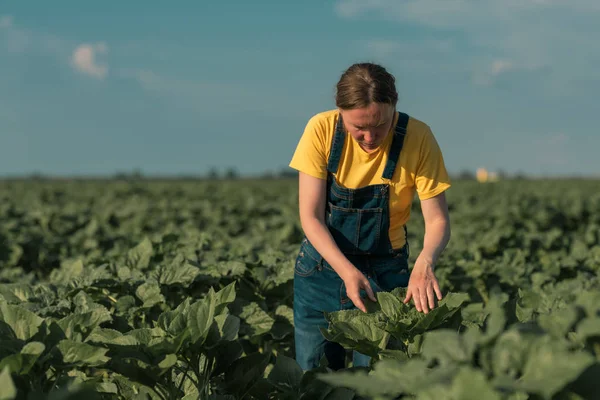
xmin=289 ymin=109 xmax=451 ymax=249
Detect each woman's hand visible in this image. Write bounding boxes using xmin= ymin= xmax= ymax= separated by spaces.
xmin=403 ymin=258 xmax=442 ymax=314
xmin=341 ymin=267 xmax=377 ymax=313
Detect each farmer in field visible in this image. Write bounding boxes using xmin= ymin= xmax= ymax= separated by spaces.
xmin=289 ymin=62 xmax=452 ymax=371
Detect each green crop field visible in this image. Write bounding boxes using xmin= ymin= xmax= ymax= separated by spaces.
xmin=0 ymin=178 xmax=599 ymax=399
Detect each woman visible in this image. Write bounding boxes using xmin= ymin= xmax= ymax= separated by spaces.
xmin=289 ymin=62 xmax=452 ymax=371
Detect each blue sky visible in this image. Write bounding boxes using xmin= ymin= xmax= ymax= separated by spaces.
xmin=1 ymin=1 xmax=599 ymax=178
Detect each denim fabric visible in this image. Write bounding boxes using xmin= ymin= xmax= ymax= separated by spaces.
xmin=293 ymin=237 xmax=410 ymax=370
xmin=325 ymin=112 xmax=408 ymax=256
xmin=293 ymin=111 xmax=412 ymax=371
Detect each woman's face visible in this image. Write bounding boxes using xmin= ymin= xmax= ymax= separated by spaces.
xmin=340 ymin=102 xmax=395 ymax=152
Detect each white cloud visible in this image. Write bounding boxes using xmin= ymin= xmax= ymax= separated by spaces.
xmin=335 ymin=0 xmax=600 ymax=91
xmin=0 ymin=15 xmax=13 ymax=29
xmin=0 ymin=15 xmax=30 ymax=52
xmin=335 ymin=0 xmax=600 ymax=26
xmin=1 ymin=14 xmax=70 ymax=56
xmin=491 ymin=60 xmax=514 ymax=77
xmin=71 ymin=43 xmax=109 ymax=79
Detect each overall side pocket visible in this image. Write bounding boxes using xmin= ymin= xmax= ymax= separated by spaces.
xmin=294 ymin=240 xmax=322 ymax=277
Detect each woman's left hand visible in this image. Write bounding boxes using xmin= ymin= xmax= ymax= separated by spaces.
xmin=403 ymin=259 xmax=443 ymax=314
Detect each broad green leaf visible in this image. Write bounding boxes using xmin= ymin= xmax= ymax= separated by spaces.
xmin=267 ymin=354 xmax=303 ymax=393
xmin=85 ymin=328 xmax=123 ymax=344
xmin=126 ymin=237 xmax=153 ymax=270
xmin=239 ymin=302 xmax=274 ymax=337
xmin=0 ymin=367 xmax=16 ymax=400
xmin=115 ymin=295 xmax=137 ymax=315
xmin=0 ymin=284 xmax=35 ymax=304
xmin=576 ymin=317 xmax=600 ymax=341
xmin=57 ymin=308 xmax=112 ymax=341
xmin=210 ymin=340 xmax=244 ymax=376
xmin=155 ymin=254 xmax=201 ymax=286
xmin=187 ymin=296 xmax=216 ymax=345
xmin=211 ymin=282 xmax=237 ymax=315
xmin=0 ymin=303 xmax=44 ymax=341
xmin=275 ymin=304 xmax=294 ymax=325
xmin=323 ymin=388 xmax=355 ymax=400
xmin=377 ymin=291 xmax=404 ymax=321
xmin=157 ymin=298 xmax=191 ymax=337
xmin=207 ymin=314 xmax=239 ymax=345
xmin=491 ymin=325 xmax=542 ymax=378
xmin=322 ymin=310 xmax=387 ymax=357
xmin=49 ymin=259 xmax=84 ymax=284
xmin=95 ymin=382 xmax=118 ymax=394
xmin=537 ymin=305 xmax=579 ymax=338
xmin=57 ymin=339 xmax=110 ymax=367
xmin=446 ymin=366 xmax=501 ymax=400
xmin=157 ymin=353 xmax=177 ymax=374
xmin=318 ymin=358 xmax=456 ymax=397
xmin=224 ymin=352 xmax=270 ymax=398
xmin=135 ymin=281 xmax=165 ymax=308
xmin=0 ymin=341 xmax=45 ymax=375
xmin=518 ymin=336 xmax=595 ymax=398
xmin=420 ymin=329 xmax=472 ymax=366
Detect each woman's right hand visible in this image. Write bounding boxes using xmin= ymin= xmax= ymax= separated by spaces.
xmin=340 ymin=267 xmax=377 ymax=313
xmin=298 ymin=172 xmax=377 ymax=313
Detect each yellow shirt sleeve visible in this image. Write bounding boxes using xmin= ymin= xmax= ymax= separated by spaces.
xmin=289 ymin=114 xmax=330 ymax=180
xmin=414 ymin=126 xmax=452 ymax=200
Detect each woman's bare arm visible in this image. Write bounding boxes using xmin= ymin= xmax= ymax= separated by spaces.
xmin=297 ymin=171 xmax=376 ymax=312
xmin=403 ymin=191 xmax=451 ymax=313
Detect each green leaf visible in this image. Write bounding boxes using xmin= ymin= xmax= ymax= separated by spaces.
xmin=0 ymin=284 xmax=35 ymax=304
xmin=446 ymin=366 xmax=501 ymax=400
xmin=208 ymin=314 xmax=240 ymax=345
xmin=157 ymin=353 xmax=177 ymax=374
xmin=318 ymin=358 xmax=454 ymax=398
xmin=56 ymin=339 xmax=110 ymax=367
xmin=0 ymin=341 xmax=45 ymax=375
xmin=0 ymin=303 xmax=44 ymax=341
xmin=239 ymin=302 xmax=274 ymax=338
xmin=322 ymin=310 xmax=387 ymax=357
xmin=157 ymin=298 xmax=191 ymax=337
xmin=49 ymin=259 xmax=85 ymax=284
xmin=420 ymin=329 xmax=473 ymax=366
xmin=576 ymin=317 xmax=600 ymax=341
xmin=135 ymin=281 xmax=165 ymax=308
xmin=377 ymin=291 xmax=404 ymax=321
xmin=537 ymin=305 xmax=580 ymax=338
xmin=518 ymin=336 xmax=595 ymax=398
xmin=186 ymin=296 xmax=216 ymax=345
xmin=224 ymin=352 xmax=270 ymax=398
xmin=210 ymin=340 xmax=244 ymax=376
xmin=0 ymin=367 xmax=16 ymax=400
xmin=211 ymin=282 xmax=237 ymax=315
xmin=155 ymin=254 xmax=201 ymax=286
xmin=85 ymin=328 xmax=123 ymax=344
xmin=57 ymin=308 xmax=112 ymax=341
xmin=126 ymin=237 xmax=153 ymax=270
xmin=491 ymin=324 xmax=543 ymax=379
xmin=267 ymin=354 xmax=303 ymax=393
xmin=323 ymin=388 xmax=355 ymax=400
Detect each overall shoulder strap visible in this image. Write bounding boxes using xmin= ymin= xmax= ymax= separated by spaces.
xmin=382 ymin=112 xmax=409 ymax=180
xmin=326 ymin=113 xmax=346 ymax=174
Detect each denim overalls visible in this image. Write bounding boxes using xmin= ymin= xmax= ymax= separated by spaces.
xmin=293 ymin=111 xmax=411 ymax=371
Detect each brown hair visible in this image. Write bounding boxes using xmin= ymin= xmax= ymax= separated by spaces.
xmin=335 ymin=62 xmax=398 ymax=110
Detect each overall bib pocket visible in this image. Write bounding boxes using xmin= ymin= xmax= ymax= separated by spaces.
xmin=327 ymin=202 xmax=383 ymax=254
